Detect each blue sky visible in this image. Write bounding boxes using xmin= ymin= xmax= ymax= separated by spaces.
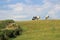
xmin=0 ymin=0 xmax=60 ymax=20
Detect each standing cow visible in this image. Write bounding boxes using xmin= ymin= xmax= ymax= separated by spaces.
xmin=32 ymin=16 xmax=40 ymax=20
xmin=45 ymin=16 xmax=49 ymax=20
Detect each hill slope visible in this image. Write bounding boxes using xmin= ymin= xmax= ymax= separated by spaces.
xmin=13 ymin=20 xmax=60 ymax=40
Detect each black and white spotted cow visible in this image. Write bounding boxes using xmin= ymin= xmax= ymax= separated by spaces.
xmin=32 ymin=16 xmax=40 ymax=20
xmin=45 ymin=16 xmax=49 ymax=20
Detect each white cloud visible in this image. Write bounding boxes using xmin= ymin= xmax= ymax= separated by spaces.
xmin=35 ymin=7 xmax=43 ymax=12
xmin=12 ymin=15 xmax=28 ymax=18
xmin=8 ymin=3 xmax=24 ymax=12
xmin=54 ymin=4 xmax=60 ymax=10
xmin=7 ymin=15 xmax=28 ymax=20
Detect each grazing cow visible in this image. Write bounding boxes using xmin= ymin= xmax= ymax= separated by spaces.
xmin=32 ymin=16 xmax=40 ymax=20
xmin=45 ymin=16 xmax=49 ymax=20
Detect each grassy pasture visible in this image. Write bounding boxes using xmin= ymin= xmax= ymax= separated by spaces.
xmin=7 ymin=20 xmax=60 ymax=40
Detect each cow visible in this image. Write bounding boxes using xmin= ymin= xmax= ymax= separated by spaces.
xmin=45 ymin=16 xmax=49 ymax=20
xmin=32 ymin=16 xmax=40 ymax=20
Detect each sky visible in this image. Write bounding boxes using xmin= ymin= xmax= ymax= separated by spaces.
xmin=0 ymin=0 xmax=60 ymax=20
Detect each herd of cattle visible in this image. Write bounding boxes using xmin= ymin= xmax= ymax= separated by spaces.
xmin=32 ymin=16 xmax=49 ymax=20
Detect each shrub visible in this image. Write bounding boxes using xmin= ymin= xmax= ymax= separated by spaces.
xmin=0 ymin=20 xmax=15 ymax=29
xmin=0 ymin=31 xmax=9 ymax=40
xmin=14 ymin=29 xmax=22 ymax=36
xmin=2 ymin=20 xmax=15 ymax=25
xmin=0 ymin=19 xmax=23 ymax=40
xmin=3 ymin=30 xmax=16 ymax=38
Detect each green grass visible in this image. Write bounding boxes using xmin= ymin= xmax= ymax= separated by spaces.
xmin=12 ymin=20 xmax=60 ymax=40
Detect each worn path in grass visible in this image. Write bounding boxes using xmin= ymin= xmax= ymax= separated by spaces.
xmin=13 ymin=20 xmax=60 ymax=40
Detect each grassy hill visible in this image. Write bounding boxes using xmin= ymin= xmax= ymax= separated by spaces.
xmin=12 ymin=20 xmax=60 ymax=40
